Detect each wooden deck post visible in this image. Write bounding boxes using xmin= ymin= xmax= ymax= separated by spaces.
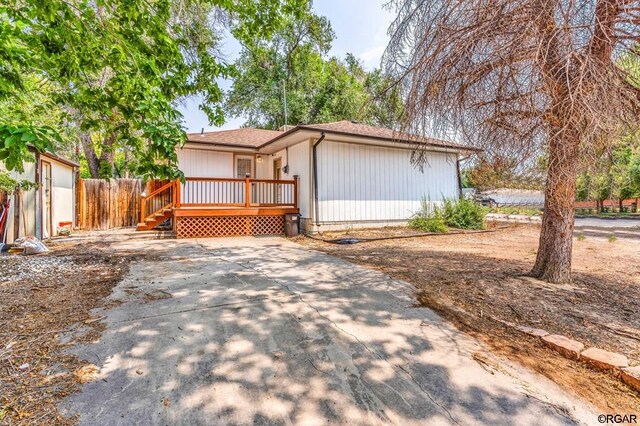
xmin=244 ymin=174 xmax=251 ymax=208
xmin=293 ymin=175 xmax=299 ymax=209
xmin=174 ymin=179 xmax=181 ymax=208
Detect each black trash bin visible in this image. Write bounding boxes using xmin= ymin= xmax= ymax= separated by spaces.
xmin=284 ymin=213 xmax=300 ymax=237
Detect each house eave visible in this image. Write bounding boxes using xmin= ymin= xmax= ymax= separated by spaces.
xmin=182 ymin=141 xmax=259 ymax=153
xmin=259 ymin=130 xmax=477 ymax=155
xmin=258 ymin=125 xmax=481 ymax=153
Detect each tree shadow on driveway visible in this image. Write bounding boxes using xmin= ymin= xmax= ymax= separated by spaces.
xmin=61 ymin=237 xmax=592 ymax=425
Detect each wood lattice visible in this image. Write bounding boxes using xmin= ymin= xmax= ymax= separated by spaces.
xmin=175 ymin=215 xmax=284 ymax=238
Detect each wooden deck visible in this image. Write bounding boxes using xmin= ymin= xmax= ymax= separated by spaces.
xmin=137 ymin=177 xmax=299 ymax=237
xmin=173 ymin=207 xmax=300 ymax=217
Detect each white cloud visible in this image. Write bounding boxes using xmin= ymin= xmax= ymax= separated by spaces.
xmin=358 ymin=44 xmax=386 ymax=69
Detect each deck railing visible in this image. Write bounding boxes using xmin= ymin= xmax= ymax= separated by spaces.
xmin=181 ymin=176 xmax=298 ymax=208
xmin=140 ymin=177 xmax=298 ymax=222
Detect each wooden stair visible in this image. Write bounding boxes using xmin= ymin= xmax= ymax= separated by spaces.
xmin=136 ymin=208 xmax=174 ymax=231
xmin=136 ymin=179 xmax=179 ymax=232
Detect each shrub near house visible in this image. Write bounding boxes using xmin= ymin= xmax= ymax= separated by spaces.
xmin=410 ymin=198 xmax=487 ymax=233
xmin=442 ymin=198 xmax=487 ymax=230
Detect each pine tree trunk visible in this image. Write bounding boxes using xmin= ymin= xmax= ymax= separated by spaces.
xmin=531 ymin=137 xmax=579 ymax=283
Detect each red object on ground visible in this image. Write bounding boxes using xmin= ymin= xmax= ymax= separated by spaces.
xmin=0 ymin=201 xmax=10 ymax=244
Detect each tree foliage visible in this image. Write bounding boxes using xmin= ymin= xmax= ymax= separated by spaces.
xmin=577 ymin=137 xmax=640 ymax=206
xmin=0 ymin=0 xmax=308 ymax=177
xmin=225 ymin=5 xmax=403 ymax=129
xmin=385 ymin=0 xmax=640 ymax=283
xmin=463 ymin=156 xmax=547 ymax=191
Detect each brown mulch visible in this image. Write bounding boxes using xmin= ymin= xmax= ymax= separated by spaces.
xmin=0 ymin=240 xmax=141 ymax=425
xmin=296 ymin=224 xmax=640 ymax=413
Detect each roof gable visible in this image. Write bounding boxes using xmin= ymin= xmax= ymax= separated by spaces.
xmin=186 ymin=128 xmax=282 ymax=148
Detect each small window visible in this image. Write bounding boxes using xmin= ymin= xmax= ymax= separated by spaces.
xmin=236 ymin=158 xmax=253 ymax=178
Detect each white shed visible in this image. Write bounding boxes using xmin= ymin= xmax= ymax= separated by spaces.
xmin=1 ymin=150 xmax=78 ymax=243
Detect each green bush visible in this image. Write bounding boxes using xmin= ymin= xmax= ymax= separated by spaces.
xmin=442 ymin=197 xmax=487 ymax=230
xmin=409 ymin=199 xmax=448 ymax=233
xmin=409 ymin=197 xmax=487 ymax=232
xmin=409 ymin=215 xmax=448 ymax=233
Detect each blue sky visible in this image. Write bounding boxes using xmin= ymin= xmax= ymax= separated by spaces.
xmin=178 ymin=0 xmax=395 ymax=133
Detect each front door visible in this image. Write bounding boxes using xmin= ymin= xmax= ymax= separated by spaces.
xmin=273 ymin=158 xmax=282 ymax=204
xmin=41 ymin=161 xmax=52 ymax=239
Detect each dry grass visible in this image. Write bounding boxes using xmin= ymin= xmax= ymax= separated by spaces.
xmin=0 ymin=241 xmax=139 ymax=425
xmin=296 ymin=224 xmax=640 ymax=412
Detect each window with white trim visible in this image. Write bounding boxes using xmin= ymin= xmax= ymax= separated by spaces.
xmin=236 ymin=157 xmax=253 ymax=178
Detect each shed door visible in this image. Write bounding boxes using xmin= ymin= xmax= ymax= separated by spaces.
xmin=41 ymin=161 xmax=52 ymax=239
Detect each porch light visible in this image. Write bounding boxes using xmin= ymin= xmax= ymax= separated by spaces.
xmin=256 ymin=155 xmax=263 ymax=163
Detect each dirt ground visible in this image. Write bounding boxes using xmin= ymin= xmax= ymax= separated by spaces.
xmin=297 ymin=224 xmax=640 ymax=413
xmin=2 ymin=227 xmax=638 ymax=422
xmin=0 ymin=240 xmax=147 ymax=425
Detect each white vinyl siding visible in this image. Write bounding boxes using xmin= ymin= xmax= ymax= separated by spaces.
xmin=316 ymin=140 xmax=459 ymax=223
xmin=177 ymin=148 xmax=234 ymax=178
xmin=256 ymin=140 xmax=311 ymax=219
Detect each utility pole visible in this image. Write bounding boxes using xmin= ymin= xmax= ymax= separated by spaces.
xmin=282 ymin=80 xmax=288 ymax=130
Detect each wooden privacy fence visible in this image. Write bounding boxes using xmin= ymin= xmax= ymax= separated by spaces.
xmin=77 ymin=179 xmax=144 ymax=230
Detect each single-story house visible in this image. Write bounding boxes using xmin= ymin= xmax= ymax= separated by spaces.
xmin=137 ymin=121 xmax=478 ymax=237
xmin=1 ymin=149 xmax=78 ymax=243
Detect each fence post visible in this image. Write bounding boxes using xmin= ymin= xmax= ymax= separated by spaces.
xmin=245 ymin=174 xmax=251 ymax=208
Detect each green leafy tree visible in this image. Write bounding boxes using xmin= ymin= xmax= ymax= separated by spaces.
xmin=577 ymin=137 xmax=640 ymax=211
xmin=225 ymin=5 xmax=402 ymax=129
xmin=0 ymin=0 xmax=308 ymax=178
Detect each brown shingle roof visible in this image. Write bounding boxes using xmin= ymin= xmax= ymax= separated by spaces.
xmin=187 ymin=121 xmax=479 ymax=152
xmin=186 ymin=128 xmax=282 ymax=148
xmin=262 ymin=121 xmax=479 ymax=151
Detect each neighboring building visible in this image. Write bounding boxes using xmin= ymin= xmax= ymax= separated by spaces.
xmin=138 ymin=121 xmax=479 ymax=237
xmin=478 ymin=189 xmax=545 ymax=208
xmin=461 ymin=188 xmax=476 ymax=199
xmin=1 ymin=149 xmax=78 ymax=243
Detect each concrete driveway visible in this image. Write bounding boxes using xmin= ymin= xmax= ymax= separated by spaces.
xmin=63 ymin=237 xmax=594 ymax=425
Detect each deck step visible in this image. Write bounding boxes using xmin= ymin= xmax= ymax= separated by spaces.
xmin=137 ymin=208 xmax=174 ymax=231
